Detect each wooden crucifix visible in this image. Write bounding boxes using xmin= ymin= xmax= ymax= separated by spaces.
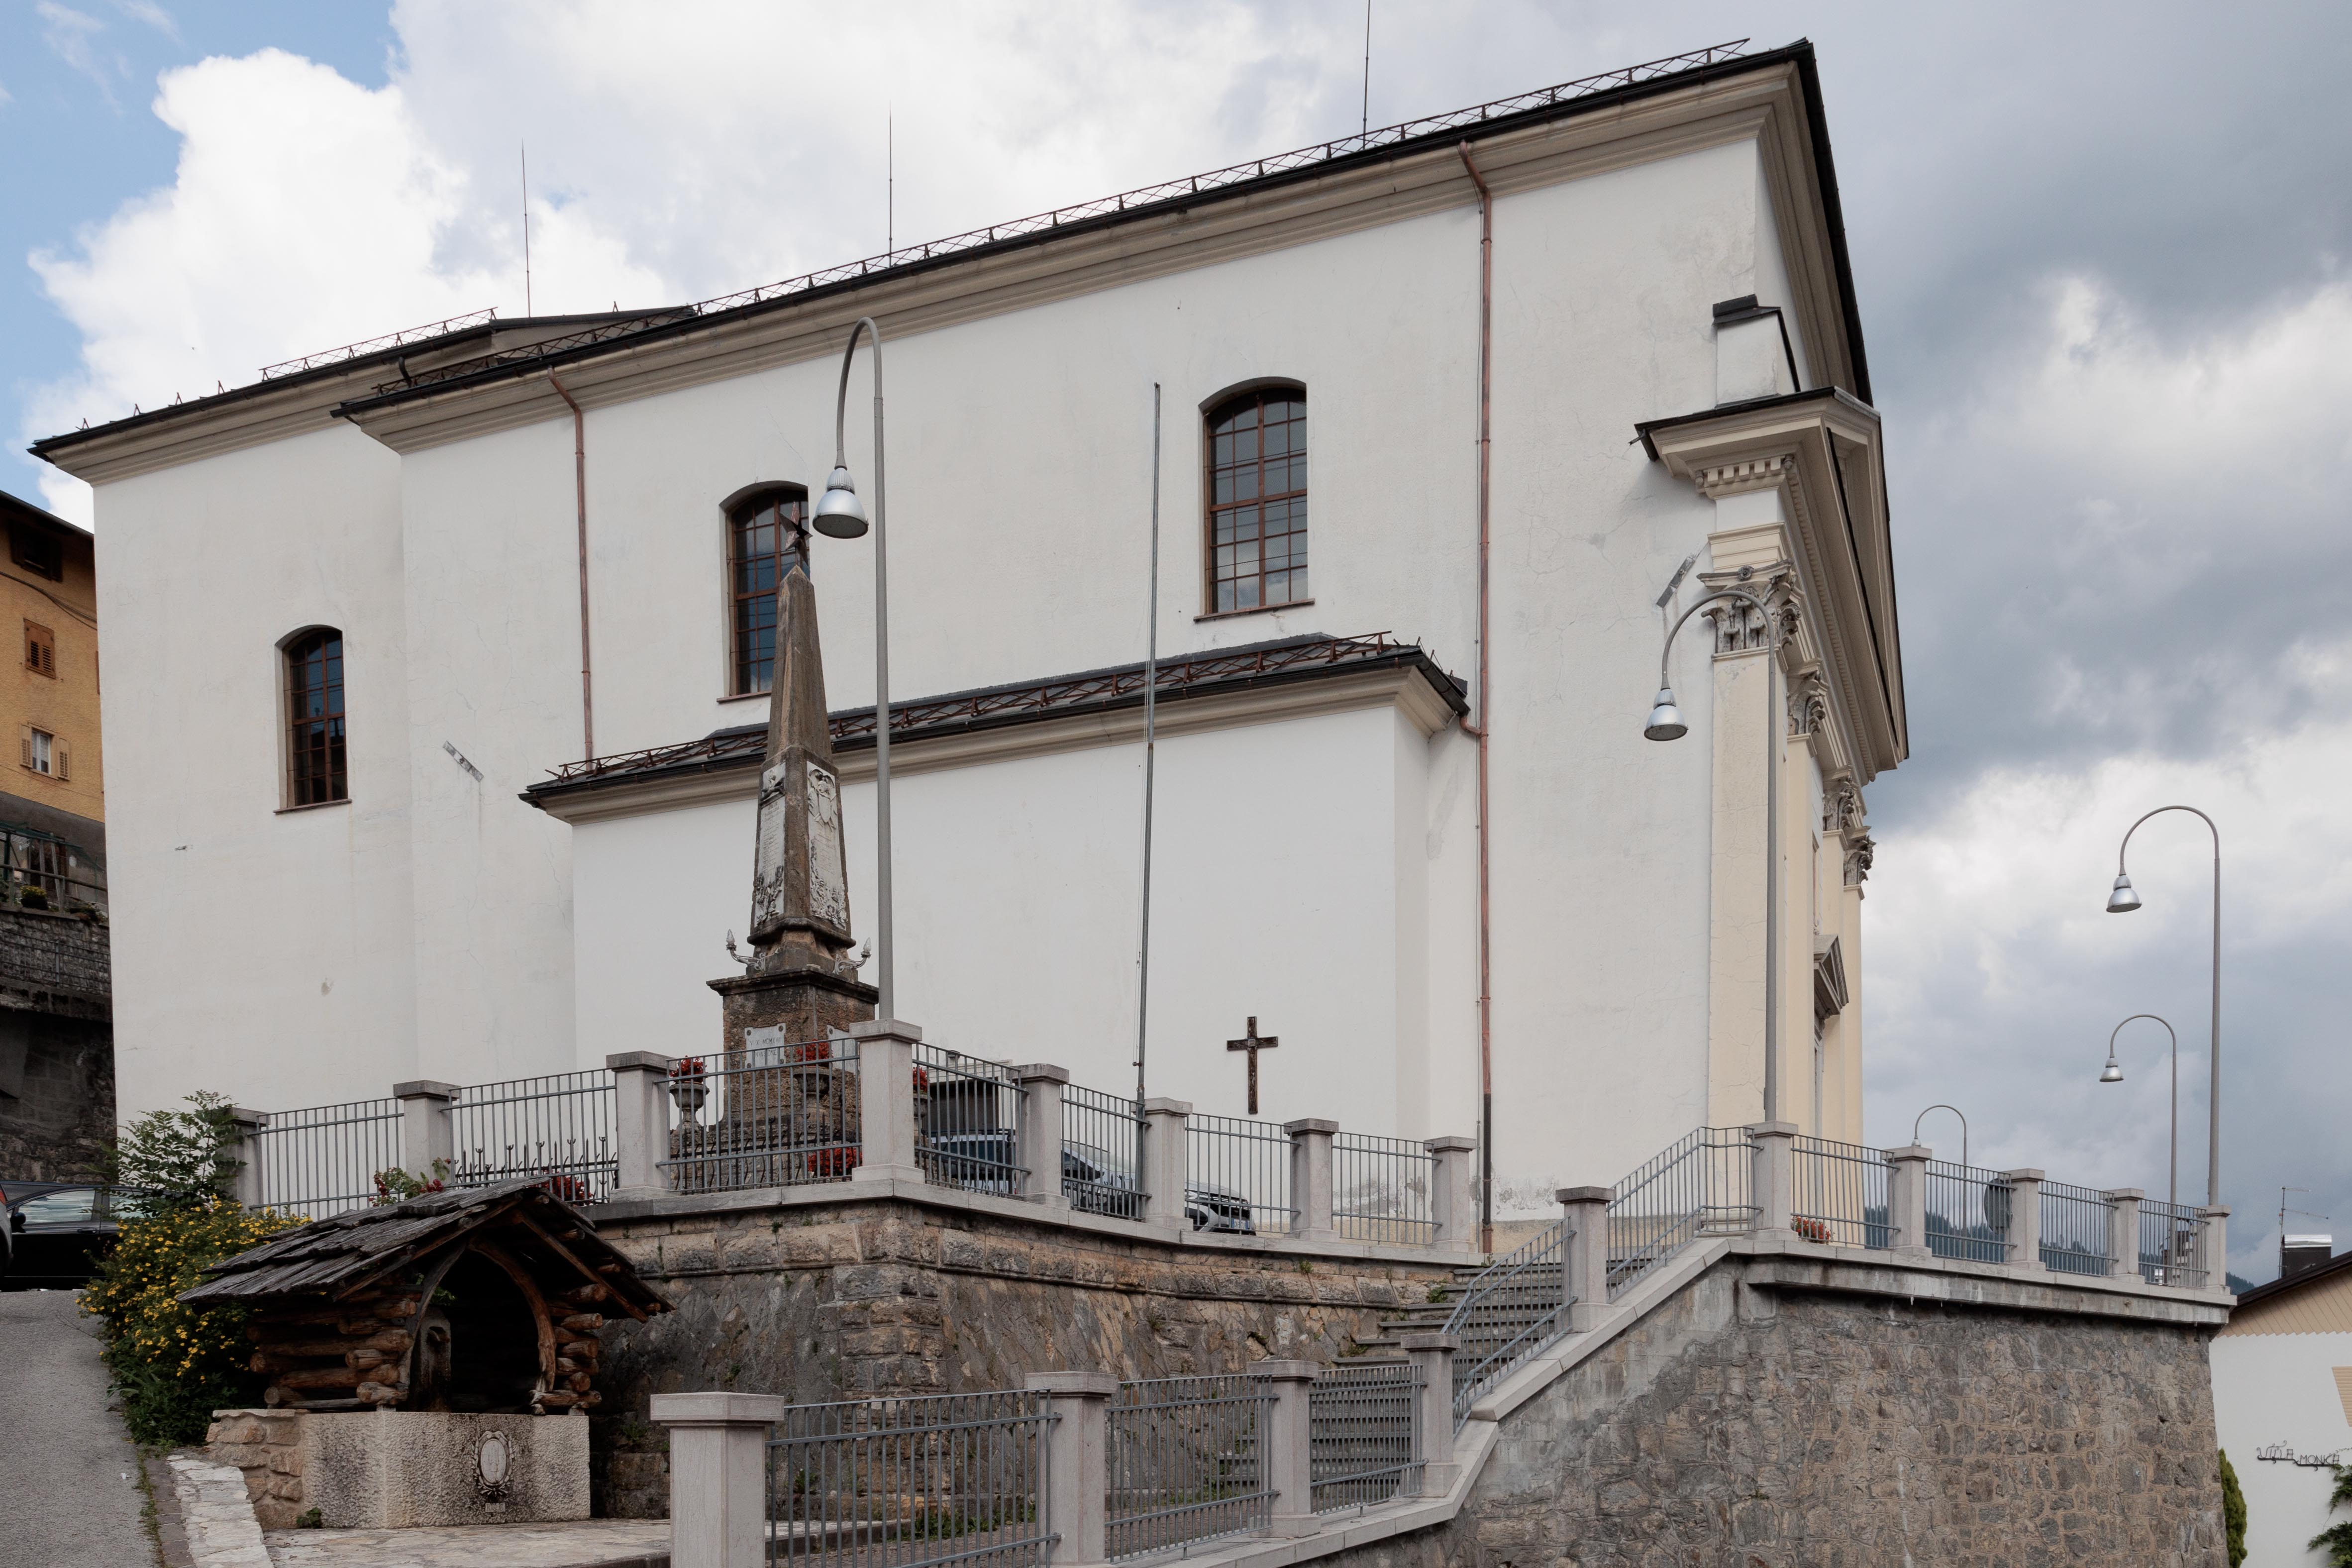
xmin=1226 ymin=1016 xmax=1278 ymax=1115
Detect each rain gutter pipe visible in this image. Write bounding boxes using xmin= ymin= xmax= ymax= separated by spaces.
xmin=546 ymin=369 xmax=595 ymax=758
xmin=1457 ymin=140 xmax=1495 ymax=1254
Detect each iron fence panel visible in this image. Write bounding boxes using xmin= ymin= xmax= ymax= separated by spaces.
xmin=450 ymin=1070 xmax=617 ymax=1203
xmin=1187 ymin=1114 xmax=1296 ymax=1237
xmin=915 ymin=1045 xmax=1025 ymax=1196
xmin=1331 ymin=1134 xmax=1436 ymax=1247
xmin=1606 ymin=1127 xmax=1756 ymax=1300
xmin=1106 ymin=1375 xmax=1274 ymax=1559
xmin=1789 ymin=1136 xmax=1889 ymax=1249
xmin=252 ymin=1098 xmax=402 ymax=1220
xmin=1923 ymin=1160 xmax=2012 ymax=1263
xmin=1442 ymin=1222 xmax=1568 ymax=1425
xmin=1061 ymin=1083 xmax=1145 ymax=1223
xmin=663 ymin=1033 xmax=863 ymax=1194
xmin=2139 ymin=1197 xmax=2209 ymax=1289
xmin=766 ymin=1390 xmax=1052 ymax=1568
xmin=2040 ymin=1180 xmax=2115 ymax=1276
xmin=1310 ymin=1362 xmax=1422 ymax=1512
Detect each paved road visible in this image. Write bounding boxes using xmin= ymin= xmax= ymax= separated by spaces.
xmin=0 ymin=1289 xmax=156 ymax=1567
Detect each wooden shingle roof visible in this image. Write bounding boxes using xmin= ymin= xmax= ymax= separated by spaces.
xmin=181 ymin=1179 xmax=666 ymax=1319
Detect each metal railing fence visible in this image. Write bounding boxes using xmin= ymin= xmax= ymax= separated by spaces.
xmin=2140 ymin=1197 xmax=2209 ymax=1288
xmin=1606 ymin=1127 xmax=1756 ymax=1300
xmin=252 ymin=1098 xmax=402 ymax=1220
xmin=0 ymin=825 xmax=103 ymax=913
xmin=1789 ymin=1136 xmax=1889 ymax=1249
xmin=1923 ymin=1160 xmax=2011 ymax=1263
xmin=2039 ymin=1180 xmax=2115 ymax=1275
xmin=1187 ymin=1113 xmax=1296 ymax=1237
xmin=1105 ymin=1375 xmax=1274 ymax=1560
xmin=915 ymin=1045 xmax=1025 ymax=1196
xmin=663 ymin=1034 xmax=863 ymax=1194
xmin=450 ymin=1069 xmax=617 ymax=1203
xmin=1061 ymin=1083 xmax=1145 ymax=1223
xmin=765 ymin=1390 xmax=1052 ymax=1568
xmin=1443 ymin=1221 xmax=1568 ymax=1425
xmin=1331 ymin=1134 xmax=1436 ymax=1247
xmin=1309 ymin=1362 xmax=1422 ymax=1512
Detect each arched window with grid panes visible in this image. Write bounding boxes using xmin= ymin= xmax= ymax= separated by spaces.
xmin=282 ymin=627 xmax=347 ymax=806
xmin=1205 ymin=385 xmax=1307 ymax=614
xmin=727 ymin=485 xmax=810 ymax=695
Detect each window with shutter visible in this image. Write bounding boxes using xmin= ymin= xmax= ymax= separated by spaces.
xmin=24 ymin=622 xmax=53 ymax=679
xmin=54 ymin=742 xmax=68 ymax=782
xmin=24 ymin=728 xmax=53 ymax=776
xmin=8 ymin=525 xmax=62 ymax=582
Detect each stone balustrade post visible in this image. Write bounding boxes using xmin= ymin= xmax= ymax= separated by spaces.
xmin=2200 ymin=1205 xmax=2232 ymax=1292
xmin=1026 ymin=1372 xmax=1115 ymax=1567
xmin=1254 ymin=1359 xmax=1319 ymax=1536
xmin=1427 ymin=1136 xmax=1478 ymax=1254
xmin=1750 ymin=1122 xmax=1797 ymax=1239
xmin=850 ymin=1019 xmax=926 ymax=1184
xmin=1400 ymin=1332 xmax=1459 ymax=1495
xmin=1558 ymin=1185 xmax=1611 ymax=1331
xmin=393 ymin=1079 xmax=459 ymax=1180
xmin=1885 ymin=1145 xmax=1932 ymax=1259
xmin=1999 ymin=1169 xmax=2045 ymax=1273
xmin=1284 ymin=1119 xmax=1337 ymax=1243
xmin=229 ymin=1107 xmax=267 ymax=1209
xmin=606 ymin=1051 xmax=674 ymax=1201
xmin=654 ymin=1392 xmax=786 ymax=1568
xmin=1140 ymin=1098 xmax=1192 ymax=1232
xmin=2104 ymin=1189 xmax=2145 ymax=1282
xmin=1014 ymin=1064 xmax=1070 ymax=1212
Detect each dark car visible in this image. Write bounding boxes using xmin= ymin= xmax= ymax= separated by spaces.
xmin=1 ymin=1183 xmax=166 ymax=1289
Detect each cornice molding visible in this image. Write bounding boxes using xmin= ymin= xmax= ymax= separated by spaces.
xmin=531 ymin=661 xmax=1458 ymax=825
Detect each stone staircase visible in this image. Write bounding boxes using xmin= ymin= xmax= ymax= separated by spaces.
xmin=1341 ymin=1257 xmax=1562 ymax=1362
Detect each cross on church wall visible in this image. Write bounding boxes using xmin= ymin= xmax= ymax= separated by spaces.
xmin=1226 ymin=1016 xmax=1278 ymax=1115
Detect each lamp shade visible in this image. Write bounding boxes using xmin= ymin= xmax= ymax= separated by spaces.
xmin=1643 ymin=688 xmax=1687 ymax=742
xmin=811 ymin=466 xmax=869 ymax=538
xmin=2098 ymin=1058 xmax=2125 ymax=1084
xmin=2105 ymin=873 xmax=2142 ymax=914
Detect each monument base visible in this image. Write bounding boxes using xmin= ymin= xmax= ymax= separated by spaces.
xmin=206 ymin=1407 xmax=590 ymax=1528
xmin=709 ymin=962 xmax=877 ymax=1048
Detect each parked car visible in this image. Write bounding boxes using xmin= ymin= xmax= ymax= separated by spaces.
xmin=920 ymin=1135 xmax=1257 ymax=1233
xmin=0 ymin=1183 xmax=167 ymax=1289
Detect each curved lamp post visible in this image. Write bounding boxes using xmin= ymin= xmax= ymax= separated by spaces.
xmin=2105 ymin=806 xmax=2219 ymax=1207
xmin=1645 ymin=586 xmax=1782 ymax=1121
xmin=1911 ymin=1104 xmax=1967 ymax=1170
xmin=2098 ymin=1013 xmax=2179 ymax=1218
xmin=808 ymin=317 xmax=896 ymax=1020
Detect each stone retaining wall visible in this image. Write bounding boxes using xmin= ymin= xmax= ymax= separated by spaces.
xmin=1319 ymin=1251 xmax=2229 ymax=1567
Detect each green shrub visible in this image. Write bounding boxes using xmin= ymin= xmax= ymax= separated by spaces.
xmin=82 ymin=1197 xmax=298 ymax=1446
xmin=2313 ymin=1462 xmax=2352 ymax=1566
xmin=96 ymin=1091 xmax=242 ymax=1204
xmin=2220 ymin=1448 xmax=2246 ymax=1567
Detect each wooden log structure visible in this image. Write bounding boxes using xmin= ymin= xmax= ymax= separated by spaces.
xmin=179 ymin=1179 xmax=665 ymax=1414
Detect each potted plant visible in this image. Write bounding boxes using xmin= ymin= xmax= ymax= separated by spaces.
xmin=668 ymin=1057 xmax=710 ymax=1120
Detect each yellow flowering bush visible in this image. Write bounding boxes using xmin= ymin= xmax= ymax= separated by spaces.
xmin=82 ymin=1197 xmax=299 ymax=1445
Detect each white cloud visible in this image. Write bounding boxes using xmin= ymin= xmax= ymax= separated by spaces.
xmin=36 ymin=1 xmax=114 ymax=101
xmin=114 ymin=0 xmax=179 ymax=40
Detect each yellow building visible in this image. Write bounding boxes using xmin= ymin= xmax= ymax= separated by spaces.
xmin=0 ymin=490 xmax=103 ymax=906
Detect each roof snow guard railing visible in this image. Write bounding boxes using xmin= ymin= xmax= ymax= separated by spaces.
xmin=259 ymin=308 xmax=500 ymax=380
xmin=537 ymin=631 xmax=1430 ymax=788
xmin=372 ymin=40 xmax=1750 ymax=398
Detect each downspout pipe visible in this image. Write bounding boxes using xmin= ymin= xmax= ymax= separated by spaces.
xmin=546 ymin=369 xmax=594 ymax=758
xmin=1457 ymin=140 xmax=1495 ymax=1254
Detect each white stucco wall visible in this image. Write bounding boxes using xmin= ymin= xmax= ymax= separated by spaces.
xmin=86 ymin=123 xmax=1871 ymax=1204
xmin=2212 ymin=1333 xmax=2352 ymax=1565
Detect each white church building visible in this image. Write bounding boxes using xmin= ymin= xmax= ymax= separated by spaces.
xmin=36 ymin=40 xmax=1903 ymax=1220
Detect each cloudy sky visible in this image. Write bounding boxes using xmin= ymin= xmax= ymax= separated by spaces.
xmin=5 ymin=1 xmax=2348 ymax=1282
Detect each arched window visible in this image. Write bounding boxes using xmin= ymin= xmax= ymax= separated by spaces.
xmin=1206 ymin=386 xmax=1307 ymax=614
xmin=284 ymin=628 xmax=347 ymax=806
xmin=728 ymin=486 xmax=809 ymax=695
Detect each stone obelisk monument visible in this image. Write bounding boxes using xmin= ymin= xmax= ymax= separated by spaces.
xmin=708 ymin=564 xmax=879 ymax=1045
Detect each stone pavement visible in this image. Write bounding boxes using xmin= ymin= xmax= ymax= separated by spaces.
xmin=260 ymin=1521 xmax=669 ymax=1568
xmin=0 ymin=1288 xmax=156 ymax=1568
xmin=170 ymin=1453 xmax=273 ymax=1567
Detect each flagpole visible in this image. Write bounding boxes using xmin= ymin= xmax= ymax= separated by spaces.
xmin=1135 ymin=383 xmax=1162 ymax=1112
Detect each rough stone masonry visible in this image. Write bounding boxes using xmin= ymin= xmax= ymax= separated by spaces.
xmin=1321 ymin=1253 xmax=2227 ymax=1568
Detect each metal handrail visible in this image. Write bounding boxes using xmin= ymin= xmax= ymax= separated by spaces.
xmin=1441 ymin=1221 xmax=1569 ymax=1425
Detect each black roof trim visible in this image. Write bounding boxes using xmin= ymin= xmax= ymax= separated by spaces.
xmin=2230 ymin=1248 xmax=2349 ymax=1309
xmin=1631 ymin=383 xmax=1876 ymax=460
xmin=0 ymin=488 xmax=91 ymax=541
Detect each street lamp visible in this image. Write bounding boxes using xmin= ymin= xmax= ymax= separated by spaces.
xmin=2105 ymin=806 xmax=2220 ymax=1207
xmin=809 ymin=317 xmax=897 ymax=1021
xmin=1912 ymin=1104 xmax=1968 ymax=1170
xmin=2098 ymin=1014 xmax=2180 ymax=1218
xmin=1645 ymin=585 xmax=1783 ymax=1121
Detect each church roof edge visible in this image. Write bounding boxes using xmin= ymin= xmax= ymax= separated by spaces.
xmin=524 ymin=631 xmax=1464 ymax=804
